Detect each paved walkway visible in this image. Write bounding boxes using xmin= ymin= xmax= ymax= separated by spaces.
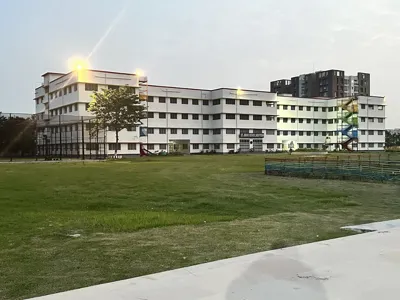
xmin=31 ymin=227 xmax=400 ymax=300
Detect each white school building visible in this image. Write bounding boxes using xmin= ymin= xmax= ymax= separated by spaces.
xmin=34 ymin=69 xmax=386 ymax=156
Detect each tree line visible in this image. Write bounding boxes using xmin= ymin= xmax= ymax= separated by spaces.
xmin=0 ymin=114 xmax=36 ymax=157
xmin=385 ymin=130 xmax=400 ymax=147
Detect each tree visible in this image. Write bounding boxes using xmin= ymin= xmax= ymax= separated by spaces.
xmin=385 ymin=130 xmax=400 ymax=147
xmin=88 ymin=87 xmax=147 ymax=155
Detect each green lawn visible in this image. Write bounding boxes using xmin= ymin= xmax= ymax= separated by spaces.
xmin=1 ymin=155 xmax=399 ymax=299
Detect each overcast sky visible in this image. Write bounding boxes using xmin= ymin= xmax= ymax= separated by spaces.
xmin=0 ymin=0 xmax=399 ymax=128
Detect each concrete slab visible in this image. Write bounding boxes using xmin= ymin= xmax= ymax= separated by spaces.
xmin=341 ymin=219 xmax=400 ymax=232
xmin=31 ymin=228 xmax=400 ymax=300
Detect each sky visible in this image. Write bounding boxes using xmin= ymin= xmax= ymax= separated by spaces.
xmin=0 ymin=0 xmax=399 ymax=128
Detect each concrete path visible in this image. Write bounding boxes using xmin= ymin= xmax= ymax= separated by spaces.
xmin=342 ymin=219 xmax=400 ymax=232
xmin=31 ymin=227 xmax=400 ymax=300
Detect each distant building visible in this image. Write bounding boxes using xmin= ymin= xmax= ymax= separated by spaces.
xmin=270 ymin=79 xmax=291 ymax=94
xmin=273 ymin=69 xmax=371 ymax=98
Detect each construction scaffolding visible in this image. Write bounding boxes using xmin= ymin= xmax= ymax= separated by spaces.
xmin=337 ymin=96 xmax=359 ymax=151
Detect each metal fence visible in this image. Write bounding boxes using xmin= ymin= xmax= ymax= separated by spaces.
xmin=265 ymin=155 xmax=400 ymax=183
xmin=0 ymin=113 xmax=107 ymax=161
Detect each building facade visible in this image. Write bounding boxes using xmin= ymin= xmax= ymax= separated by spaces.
xmin=270 ymin=79 xmax=291 ymax=94
xmin=34 ymin=69 xmax=385 ymax=156
xmin=274 ymin=69 xmax=371 ymax=98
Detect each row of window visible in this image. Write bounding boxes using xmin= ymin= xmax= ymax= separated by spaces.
xmin=48 ymin=84 xmax=78 ymax=100
xmin=50 ymin=104 xmax=79 ymax=116
xmin=143 ymin=128 xmax=276 ymax=135
xmin=278 ymin=104 xmax=384 ymax=111
xmin=277 ymin=130 xmax=384 ymax=137
xmin=278 ymin=117 xmax=385 ymax=124
xmin=146 ymin=97 xmax=276 ymax=107
xmin=146 ymin=112 xmax=276 ymax=121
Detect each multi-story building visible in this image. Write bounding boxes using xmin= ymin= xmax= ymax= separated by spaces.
xmin=270 ymin=79 xmax=291 ymax=94
xmin=34 ymin=69 xmax=386 ymax=156
xmin=274 ymin=69 xmax=371 ymax=98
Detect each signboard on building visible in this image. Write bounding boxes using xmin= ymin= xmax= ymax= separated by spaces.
xmin=239 ymin=133 xmax=264 ymax=138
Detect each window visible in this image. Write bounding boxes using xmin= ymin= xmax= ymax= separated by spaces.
xmin=368 ymin=105 xmax=374 ymax=110
xmin=213 ymin=129 xmax=221 ymax=135
xmin=306 ymin=144 xmax=312 ymax=149
xmin=74 ymin=103 xmax=78 ymax=111
xmin=159 ymin=128 xmax=166 ymax=134
xmin=291 ymin=119 xmax=296 ymax=123
xmin=128 ymin=143 xmax=136 ymax=150
xmin=361 ymin=104 xmax=366 ymax=109
xmin=68 ymin=86 xmax=72 ymax=93
xmin=182 ymin=129 xmax=188 ymax=134
xmin=203 ymin=114 xmax=209 ymax=120
xmin=126 ymin=125 xmax=136 ymax=132
xmin=253 ymin=115 xmax=262 ymax=121
xmin=299 ymin=106 xmax=303 ymax=111
xmin=253 ymin=129 xmax=262 ymax=134
xmin=182 ymin=114 xmax=188 ymax=119
xmin=203 ymin=129 xmax=209 ymax=135
xmin=240 ymin=129 xmax=249 ymax=134
xmin=361 ymin=130 xmax=366 ymax=135
xmin=85 ymin=103 xmax=90 ymax=111
xmin=109 ymin=143 xmax=121 ymax=150
xmin=361 ymin=143 xmax=366 ymax=148
xmin=378 ymin=105 xmax=383 ymax=110
xmin=213 ymin=114 xmax=221 ymax=120
xmin=170 ymin=98 xmax=177 ymax=104
xmin=226 ymin=99 xmax=235 ymax=105
xmin=283 ymin=118 xmax=288 ymax=123
xmin=240 ymin=100 xmax=249 ymax=106
xmin=328 ymin=119 xmax=333 ymax=124
xmin=85 ymin=83 xmax=98 ymax=91
xmin=240 ymin=114 xmax=249 ymax=120
xmin=291 ymin=105 xmax=295 ymax=110
xmin=266 ymin=116 xmax=274 ymax=121
xmin=368 ymin=130 xmax=374 ymax=135
xmin=59 ymin=91 xmax=62 ymax=97
xmin=307 ymin=131 xmax=312 ymax=136
xmin=108 ymin=85 xmax=119 ymax=90
xmin=277 ymin=131 xmax=281 ymax=135
xmin=266 ymin=129 xmax=274 ymax=135
xmin=160 ymin=144 xmax=167 ymax=150
xmin=378 ymin=118 xmax=384 ymax=123
xmin=368 ymin=118 xmax=374 ymax=122
xmin=171 ymin=128 xmax=177 ymax=134
xmin=192 ymin=114 xmax=199 ymax=120
xmin=159 ymin=97 xmax=166 ymax=103
xmin=266 ymin=102 xmax=275 ymax=107
xmin=322 ymin=120 xmax=327 ymax=124
xmin=86 ymin=143 xmax=99 ymax=151
xmin=74 ymin=84 xmax=77 ymax=91
xmin=147 ymin=112 xmax=154 ymax=118
xmin=314 ymin=107 xmax=319 ymax=112
xmin=193 ymin=129 xmax=199 ymax=135
xmin=307 ymin=107 xmax=311 ymax=111
xmin=170 ymin=113 xmax=177 ymax=119
xmin=147 ymin=128 xmax=154 ymax=134
xmin=203 ymin=144 xmax=210 ymax=150
xmin=361 ymin=117 xmax=366 ymax=122
xmin=378 ymin=130 xmax=384 ymax=135
xmin=322 ymin=107 xmax=326 ymax=112
xmin=147 ymin=96 xmax=154 ymax=102
xmin=368 ymin=143 xmax=375 ymax=148
xmin=314 ymin=132 xmax=319 ymax=136
xmin=291 ymin=131 xmax=296 ymax=136
xmin=314 ymin=119 xmax=319 ymax=124
xmin=192 ymin=99 xmax=199 ymax=105
xmin=299 ymin=118 xmax=304 ymax=123
xmin=203 ymin=100 xmax=209 ymax=105
xmin=226 ymin=114 xmax=235 ymax=120
xmin=213 ymin=99 xmax=220 ymax=105
xmin=283 ymin=131 xmax=288 ymax=136
xmin=147 ymin=144 xmax=154 ymax=150
xmin=253 ymin=100 xmax=262 ymax=106
xmin=192 ymin=144 xmax=199 ymax=150
xmin=298 ymin=144 xmax=304 ymax=149
xmin=214 ymin=144 xmax=220 ymax=150
xmin=159 ymin=113 xmax=166 ymax=119
xmin=322 ymin=131 xmax=327 ymax=136
xmin=181 ymin=98 xmax=188 ymax=104
xmin=307 ymin=119 xmax=311 ymax=124
xmin=64 ymin=88 xmax=67 ymax=95
xmin=227 ymin=144 xmax=235 ymax=149
xmin=68 ymin=105 xmax=72 ymax=112
xmin=283 ymin=105 xmax=288 ymax=110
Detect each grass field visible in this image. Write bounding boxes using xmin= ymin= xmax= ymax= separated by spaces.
xmin=1 ymin=154 xmax=400 ymax=299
